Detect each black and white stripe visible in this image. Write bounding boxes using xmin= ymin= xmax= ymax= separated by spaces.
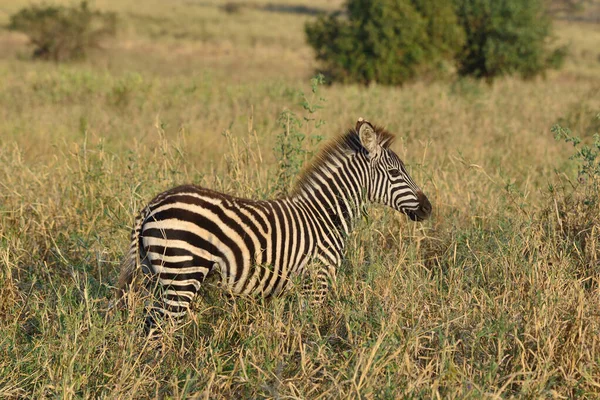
xmin=117 ymin=118 xmax=432 ymax=334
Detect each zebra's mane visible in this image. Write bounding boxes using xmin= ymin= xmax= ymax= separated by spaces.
xmin=291 ymin=125 xmax=395 ymax=195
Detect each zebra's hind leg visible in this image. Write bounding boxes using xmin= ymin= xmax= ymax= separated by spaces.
xmin=144 ymin=258 xmax=213 ymax=339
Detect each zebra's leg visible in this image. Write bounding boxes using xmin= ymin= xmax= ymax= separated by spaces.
xmin=144 ymin=259 xmax=213 ymax=338
xmin=302 ymin=261 xmax=338 ymax=306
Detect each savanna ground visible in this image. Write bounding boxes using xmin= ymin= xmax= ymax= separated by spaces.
xmin=1 ymin=0 xmax=600 ymax=398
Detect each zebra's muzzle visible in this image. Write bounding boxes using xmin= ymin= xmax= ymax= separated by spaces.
xmin=406 ymin=191 xmax=432 ymax=221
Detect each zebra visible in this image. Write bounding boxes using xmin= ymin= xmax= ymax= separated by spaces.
xmin=116 ymin=118 xmax=432 ymax=336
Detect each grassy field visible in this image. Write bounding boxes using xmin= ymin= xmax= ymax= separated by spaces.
xmin=1 ymin=0 xmax=600 ymax=398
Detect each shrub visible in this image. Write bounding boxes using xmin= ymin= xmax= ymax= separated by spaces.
xmin=305 ymin=0 xmax=465 ymax=85
xmin=274 ymin=75 xmax=326 ymax=196
xmin=545 ymin=118 xmax=600 ymax=289
xmin=8 ymin=1 xmax=117 ymax=62
xmin=454 ymin=0 xmax=566 ymax=80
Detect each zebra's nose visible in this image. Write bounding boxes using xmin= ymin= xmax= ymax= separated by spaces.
xmin=412 ymin=191 xmax=431 ymax=221
xmin=418 ymin=191 xmax=432 ymax=216
xmin=404 ymin=191 xmax=431 ymax=221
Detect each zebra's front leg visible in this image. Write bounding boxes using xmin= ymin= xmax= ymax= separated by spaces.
xmin=302 ymin=261 xmax=338 ymax=306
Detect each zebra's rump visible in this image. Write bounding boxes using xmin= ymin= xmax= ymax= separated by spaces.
xmin=138 ymin=185 xmax=314 ymax=296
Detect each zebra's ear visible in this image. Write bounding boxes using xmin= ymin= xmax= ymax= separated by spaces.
xmin=357 ymin=118 xmax=380 ymax=157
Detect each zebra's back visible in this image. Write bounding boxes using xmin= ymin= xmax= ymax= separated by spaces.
xmin=139 ymin=185 xmax=317 ymax=299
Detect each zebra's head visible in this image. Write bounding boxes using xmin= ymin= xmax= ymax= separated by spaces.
xmin=357 ymin=118 xmax=432 ymax=221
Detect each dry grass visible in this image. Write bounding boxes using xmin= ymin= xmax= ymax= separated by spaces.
xmin=1 ymin=0 xmax=600 ymax=398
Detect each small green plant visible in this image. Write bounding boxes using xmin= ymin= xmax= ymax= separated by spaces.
xmin=454 ymin=0 xmax=566 ymax=80
xmin=305 ymin=0 xmax=464 ymax=85
xmin=274 ymin=75 xmax=326 ymax=195
xmin=8 ymin=1 xmax=117 ymax=62
xmin=547 ymin=116 xmax=600 ymax=288
xmin=552 ymin=117 xmax=600 ymax=190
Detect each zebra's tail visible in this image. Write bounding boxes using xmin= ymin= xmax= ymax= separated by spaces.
xmin=115 ymin=209 xmax=146 ymax=302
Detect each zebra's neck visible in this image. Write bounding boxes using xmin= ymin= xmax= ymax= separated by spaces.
xmin=288 ymin=133 xmax=369 ymax=238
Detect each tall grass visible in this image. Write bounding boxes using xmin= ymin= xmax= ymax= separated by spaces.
xmin=1 ymin=0 xmax=600 ymax=397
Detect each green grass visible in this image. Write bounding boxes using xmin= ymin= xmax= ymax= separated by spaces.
xmin=1 ymin=1 xmax=600 ymax=398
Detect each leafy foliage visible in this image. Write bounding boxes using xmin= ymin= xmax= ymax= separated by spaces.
xmin=306 ymin=0 xmax=567 ymax=84
xmin=305 ymin=0 xmax=464 ymax=85
xmin=454 ymin=0 xmax=566 ymax=80
xmin=552 ymin=115 xmax=600 ymax=193
xmin=546 ymin=116 xmax=600 ymax=290
xmin=274 ymin=75 xmax=326 ymax=195
xmin=8 ymin=1 xmax=116 ymax=62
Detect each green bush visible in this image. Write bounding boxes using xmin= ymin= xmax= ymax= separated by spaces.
xmin=454 ymin=0 xmax=566 ymax=80
xmin=8 ymin=1 xmax=117 ymax=62
xmin=305 ymin=0 xmax=465 ymax=85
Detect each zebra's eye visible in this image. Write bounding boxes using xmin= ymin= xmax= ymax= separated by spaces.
xmin=388 ymin=168 xmax=402 ymax=178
